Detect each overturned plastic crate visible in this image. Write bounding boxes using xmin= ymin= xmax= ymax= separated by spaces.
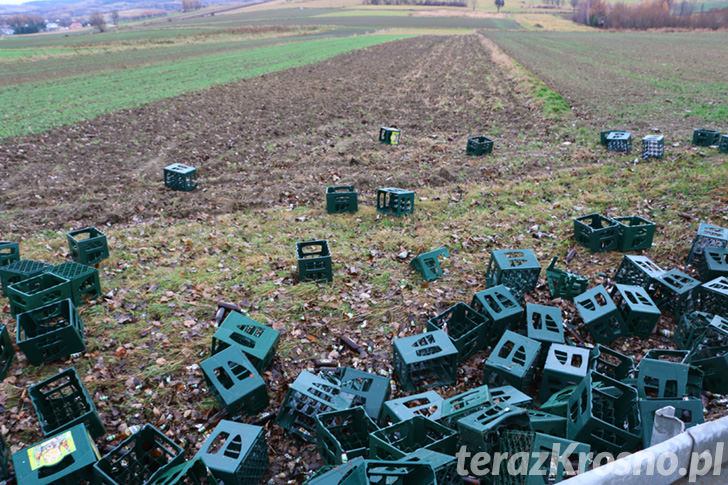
xmin=276 ymin=370 xmax=354 ymax=442
xmin=526 ymin=303 xmax=564 ymax=345
xmin=466 ymin=135 xmax=494 ymax=156
xmin=485 ymin=249 xmax=541 ymax=300
xmin=0 ymin=324 xmax=13 ymax=381
xmin=637 ymin=351 xmax=689 ymax=399
xmin=67 ymin=227 xmax=109 ymax=266
xmin=546 ymin=256 xmax=588 ymax=300
xmin=484 ymin=330 xmax=541 ymax=391
xmin=614 ymin=215 xmax=655 ymax=251
xmin=698 ymin=247 xmax=728 ymax=282
xmin=410 ymin=247 xmax=449 ymax=282
xmin=316 ymin=407 xmax=378 ymax=466
xmin=610 ymin=284 xmax=661 ymax=339
xmin=0 ymin=259 xmax=52 ymax=296
xmin=470 ymin=285 xmax=523 ymax=346
xmin=13 ymin=423 xmax=99 ymax=485
xmin=641 ymin=134 xmax=664 ymax=160
xmin=29 ymin=367 xmax=105 ymax=439
xmin=600 ymin=129 xmax=627 ymax=146
xmin=489 ymin=385 xmax=533 ymax=408
xmin=0 ymin=431 xmax=8 ymax=481
xmin=686 ymin=222 xmax=728 ymax=266
xmin=566 ymin=373 xmax=641 ymax=455
xmin=575 ymin=285 xmax=627 ymax=345
xmin=47 ymin=261 xmax=101 ymax=306
xmin=527 ymin=410 xmax=567 ymax=437
xmin=457 ymin=403 xmax=530 ymax=454
xmin=644 ymin=349 xmax=704 ymax=397
xmin=320 ymin=367 xmax=390 ymax=421
xmin=379 ymin=391 xmax=443 ymax=426
xmin=296 ymin=240 xmax=333 ymax=283
xmin=589 ymin=344 xmax=634 ymax=380
xmin=720 ymin=134 xmax=728 ymax=153
xmin=692 ymin=128 xmax=721 ymax=146
xmin=342 ymin=459 xmax=436 ymax=485
xmin=197 ymin=420 xmax=268 ymax=485
xmin=638 ymin=399 xmax=704 ymax=448
xmin=200 ymin=346 xmax=268 ymax=417
xmin=326 ymin=186 xmax=358 ymax=214
xmin=7 ymin=272 xmax=73 ymax=317
xmin=539 ymin=343 xmax=590 ymax=403
xmin=573 ymin=214 xmax=619 ymax=253
xmin=164 ymin=163 xmax=198 ymax=191
xmin=606 ymin=131 xmax=632 ymax=152
xmin=95 ymin=424 xmax=184 ymax=485
xmin=700 ymin=276 xmax=728 ymax=316
xmin=16 ymin=299 xmax=85 ymax=366
xmin=614 ymin=254 xmax=665 ymax=289
xmin=402 ymin=449 xmax=459 ymax=485
xmin=211 ymin=310 xmax=279 ymax=373
xmin=687 ymin=315 xmax=728 ymax=394
xmin=379 ymin=126 xmax=400 ymax=145
xmin=146 ymin=458 xmax=218 ymax=485
xmin=376 ymin=187 xmax=414 ymax=217
xmin=652 ymin=269 xmax=701 ymax=317
xmin=427 ymin=302 xmax=487 ymax=362
xmin=674 ymin=311 xmax=714 ymax=350
xmin=305 ymin=458 xmax=363 ymax=485
xmin=438 ymin=385 xmax=491 ymax=429
xmin=0 ymin=241 xmax=19 ymax=267
xmin=369 ymin=416 xmax=457 ymax=460
xmin=392 ymin=330 xmax=458 ymax=393
xmin=540 ymin=386 xmax=576 ymax=417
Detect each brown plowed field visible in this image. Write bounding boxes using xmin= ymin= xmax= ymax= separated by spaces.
xmin=0 ymin=34 xmax=553 ymax=237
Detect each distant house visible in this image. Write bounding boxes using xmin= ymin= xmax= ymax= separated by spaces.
xmin=46 ymin=22 xmax=59 ymax=31
xmin=0 ymin=27 xmax=13 ymax=35
xmin=69 ymin=22 xmax=83 ymax=29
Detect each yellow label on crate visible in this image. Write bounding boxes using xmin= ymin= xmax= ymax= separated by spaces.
xmin=391 ymin=131 xmax=400 ymax=145
xmin=27 ymin=430 xmax=76 ymax=470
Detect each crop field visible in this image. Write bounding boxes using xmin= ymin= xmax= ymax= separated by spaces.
xmin=1 ymin=3 xmax=727 ymax=484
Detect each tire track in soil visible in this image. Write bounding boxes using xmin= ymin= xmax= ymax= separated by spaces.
xmin=0 ymin=34 xmax=553 ymax=236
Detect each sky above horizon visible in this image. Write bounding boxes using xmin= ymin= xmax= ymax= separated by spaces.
xmin=1 ymin=0 xmax=29 ymax=5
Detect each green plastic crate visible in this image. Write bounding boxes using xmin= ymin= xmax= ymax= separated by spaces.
xmin=674 ymin=311 xmax=714 ymax=351
xmin=427 ymin=302 xmax=487 ymax=362
xmin=0 ymin=431 xmax=8 ymax=480
xmin=546 ymin=256 xmax=588 ymax=301
xmin=687 ymin=315 xmax=728 ymax=393
xmin=466 ymin=135 xmax=493 ymax=156
xmin=321 ymin=367 xmax=390 ymax=422
xmin=438 ymin=385 xmax=490 ymax=429
xmin=410 ymin=247 xmax=449 ymax=282
xmin=589 ymin=345 xmax=634 ymax=380
xmin=641 ymin=134 xmax=664 ymax=160
xmin=297 ymin=240 xmax=333 ymax=283
xmin=16 ymin=299 xmax=85 ymax=366
xmin=378 ymin=126 xmax=400 ymax=145
xmin=146 ymin=458 xmax=218 ymax=485
xmin=485 ymin=249 xmax=541 ymax=300
xmin=457 ymin=403 xmax=530 ymax=454
xmin=489 ymin=385 xmax=533 ymax=408
xmin=67 ymin=227 xmax=109 ymax=266
xmin=637 ymin=352 xmax=689 ymax=399
xmin=379 ymin=391 xmax=442 ymax=427
xmin=574 ymin=214 xmax=619 ymax=253
xmin=164 ymin=163 xmax=198 ymax=191
xmin=401 ymin=449 xmax=459 ymax=485
xmin=7 ymin=272 xmax=73 ymax=317
xmin=638 ymin=399 xmax=704 ymax=448
xmin=95 ymin=424 xmax=183 ymax=485
xmin=316 ymin=407 xmax=378 ymax=466
xmin=392 ymin=330 xmax=458 ymax=393
xmin=698 ymin=247 xmax=728 ymax=282
xmin=575 ymin=285 xmax=627 ymax=345
xmin=600 ymin=129 xmax=627 ymax=146
xmin=211 ymin=310 xmax=279 ymax=373
xmin=196 ymin=420 xmax=268 ymax=485
xmin=606 ymin=131 xmax=632 ymax=152
xmin=0 ymin=259 xmax=52 ymax=296
xmin=653 ymin=269 xmax=701 ymax=317
xmin=29 ymin=367 xmax=105 ymax=439
xmin=13 ymin=423 xmax=100 ymax=485
xmin=200 ymin=346 xmax=268 ymax=417
xmin=0 ymin=241 xmax=19 ymax=267
xmin=720 ymin=134 xmax=728 ymax=153
xmin=327 ymin=459 xmax=435 ymax=485
xmin=687 ymin=222 xmax=728 ymax=266
xmin=700 ymin=276 xmax=728 ymax=316
xmin=566 ymin=372 xmax=641 ymax=455
xmin=610 ymin=284 xmax=661 ymax=339
xmin=539 ymin=386 xmax=576 ymax=417
xmin=470 ymin=285 xmax=523 ymax=346
xmin=643 ymin=349 xmax=704 ymax=397
xmin=614 ymin=215 xmax=655 ymax=251
xmin=614 ymin=255 xmax=665 ymax=289
xmin=326 ymin=186 xmax=358 ymax=214
xmin=376 ymin=187 xmax=414 ymax=217
xmin=47 ymin=261 xmax=101 ymax=306
xmin=0 ymin=324 xmax=14 ymax=381
xmin=525 ymin=303 xmax=564 ymax=345
xmin=304 ymin=458 xmax=363 ymax=485
xmin=692 ymin=128 xmax=721 ymax=146
xmin=527 ymin=410 xmax=567 ymax=437
xmin=539 ymin=343 xmax=590 ymax=403
xmin=276 ymin=370 xmax=354 ymax=442
xmin=369 ymin=416 xmax=457 ymax=461
xmin=484 ymin=330 xmax=541 ymax=391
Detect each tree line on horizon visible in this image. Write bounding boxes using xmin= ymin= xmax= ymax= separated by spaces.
xmin=575 ymin=0 xmax=728 ymax=28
